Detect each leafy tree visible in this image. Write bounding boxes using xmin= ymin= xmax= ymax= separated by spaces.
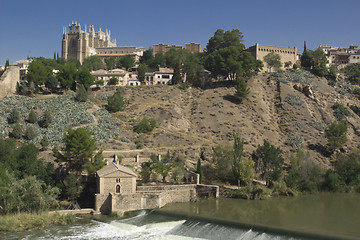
xmin=57 ymin=63 xmax=77 ymax=90
xmin=119 ymin=55 xmax=135 ymax=71
xmin=140 ymin=48 xmax=154 ymax=64
xmin=108 ymin=77 xmax=119 ymax=85
xmin=196 ymin=158 xmax=203 ymax=183
xmin=325 ymin=122 xmax=347 ymax=154
xmin=252 ymin=140 xmax=284 ymax=186
xmin=134 ymin=117 xmax=157 ymax=133
xmin=335 ymin=149 xmax=360 ymax=185
xmin=183 ymin=52 xmax=204 ymax=85
xmin=83 ymin=150 xmax=105 ymax=176
xmin=263 ymin=52 xmax=282 ymax=72
xmin=26 ymin=59 xmax=53 ymax=90
xmin=152 ymin=161 xmax=170 ymax=182
xmin=24 ymin=126 xmax=36 ymax=140
xmin=172 ymin=65 xmax=182 ymax=84
xmin=344 ymin=63 xmax=360 ymax=84
xmin=82 ymin=55 xmax=103 ymax=71
xmin=104 ymin=56 xmax=117 ymax=70
xmin=40 ymin=110 xmax=52 ymax=128
xmin=232 ymin=132 xmax=244 ymax=183
xmin=63 ymin=174 xmax=83 ymax=201
xmin=45 ymin=74 xmax=58 ymax=93
xmin=234 ymin=77 xmax=250 ymax=102
xmin=284 ymin=61 xmax=292 ymax=68
xmin=28 ymin=109 xmax=37 ymax=124
xmin=0 ymin=174 xmax=59 ymax=214
xmin=137 ymin=63 xmax=148 ymax=83
xmin=326 ymin=65 xmax=337 ymax=83
xmin=11 ymin=123 xmax=22 ymax=139
xmin=107 ymin=92 xmax=125 ymax=112
xmin=40 ymin=136 xmax=49 ymax=150
xmin=76 ymin=67 xmax=94 ymax=90
xmin=53 ymin=128 xmax=97 ymax=174
xmin=8 ymin=108 xmax=20 ymax=124
xmin=212 ymin=145 xmax=234 ymax=182
xmin=239 ymin=157 xmax=255 ymax=185
xmin=205 ymin=29 xmax=262 ymax=81
xmin=75 ymin=84 xmax=88 ymax=102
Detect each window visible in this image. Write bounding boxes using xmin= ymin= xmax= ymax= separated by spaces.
xmin=162 ymin=75 xmax=170 ymax=79
xmin=116 ymin=185 xmax=120 ymax=193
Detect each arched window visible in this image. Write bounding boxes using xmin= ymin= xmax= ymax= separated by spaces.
xmin=116 ymin=185 xmax=120 ymax=193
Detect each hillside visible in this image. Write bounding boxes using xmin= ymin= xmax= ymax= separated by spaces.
xmin=94 ymin=69 xmax=360 ymax=169
xmin=2 ymin=69 xmax=360 ymax=172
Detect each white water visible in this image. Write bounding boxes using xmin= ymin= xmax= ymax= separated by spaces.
xmin=2 ymin=212 xmax=304 ymax=240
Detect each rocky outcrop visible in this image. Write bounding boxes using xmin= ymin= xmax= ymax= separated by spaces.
xmin=0 ymin=66 xmax=20 ymax=98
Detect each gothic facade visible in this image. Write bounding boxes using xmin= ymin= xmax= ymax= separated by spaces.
xmin=61 ymin=22 xmax=144 ymax=64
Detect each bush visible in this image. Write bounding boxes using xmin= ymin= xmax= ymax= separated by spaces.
xmin=40 ymin=136 xmax=49 ymax=150
xmin=40 ymin=110 xmax=52 ymax=128
xmin=325 ymin=122 xmax=347 ymax=154
xmin=107 ymin=92 xmax=125 ymax=112
xmin=109 ymin=77 xmax=119 ymax=86
xmin=11 ymin=123 xmax=22 ymax=139
xmin=25 ymin=126 xmax=36 ymax=140
xmin=285 ymin=94 xmax=304 ymax=106
xmin=332 ymin=103 xmax=351 ymax=121
xmin=28 ymin=109 xmax=38 ymax=123
xmin=134 ymin=117 xmax=157 ymax=133
xmin=350 ymin=105 xmax=360 ymax=117
xmin=8 ymin=109 xmax=20 ymax=124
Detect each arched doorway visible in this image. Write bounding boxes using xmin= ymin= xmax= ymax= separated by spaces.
xmin=116 ymin=185 xmax=120 ymax=193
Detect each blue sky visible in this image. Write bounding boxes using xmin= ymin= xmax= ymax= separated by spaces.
xmin=1 ymin=0 xmax=359 ymax=65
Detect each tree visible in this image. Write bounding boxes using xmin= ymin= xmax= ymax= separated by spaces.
xmin=196 ymin=158 xmax=203 ymax=184
xmin=252 ymin=140 xmax=284 ymax=186
xmin=24 ymin=126 xmax=36 ymax=140
xmin=206 ymin=29 xmax=244 ymax=54
xmin=284 ymin=61 xmax=292 ymax=68
xmin=5 ymin=59 xmax=10 ymax=70
xmin=104 ymin=56 xmax=116 ymax=70
xmin=107 ymin=92 xmax=125 ymax=112
xmin=140 ymin=48 xmax=154 ymax=64
xmin=183 ymin=52 xmax=204 ymax=86
xmin=53 ymin=128 xmax=97 ymax=174
xmin=82 ymin=55 xmax=103 ymax=71
xmin=263 ymin=52 xmax=282 ymax=72
xmin=344 ymin=63 xmax=360 ymax=84
xmin=75 ymin=84 xmax=88 ymax=102
xmin=137 ymin=63 xmax=148 ymax=83
xmin=134 ymin=117 xmax=157 ymax=133
xmin=8 ymin=109 xmax=20 ymax=124
xmin=25 ymin=59 xmax=53 ymax=90
xmin=232 ymin=132 xmax=244 ymax=183
xmin=119 ymin=55 xmax=135 ymax=71
xmin=40 ymin=110 xmax=52 ymax=128
xmin=11 ymin=123 xmax=22 ymax=139
xmin=172 ymin=65 xmax=182 ymax=84
xmin=234 ymin=77 xmax=250 ymax=102
xmin=325 ymin=122 xmax=347 ymax=154
xmin=108 ymin=77 xmax=119 ymax=85
xmin=239 ymin=157 xmax=254 ymax=184
xmin=28 ymin=109 xmax=37 ymax=124
xmin=45 ymin=74 xmax=58 ymax=93
xmin=57 ymin=63 xmax=77 ymax=90
xmin=63 ymin=174 xmax=83 ymax=201
xmin=76 ymin=68 xmax=94 ymax=90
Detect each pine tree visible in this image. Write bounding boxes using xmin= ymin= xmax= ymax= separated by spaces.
xmin=234 ymin=77 xmax=250 ymax=102
xmin=40 ymin=110 xmax=52 ymax=128
xmin=28 ymin=109 xmax=38 ymax=123
xmin=75 ymin=84 xmax=88 ymax=102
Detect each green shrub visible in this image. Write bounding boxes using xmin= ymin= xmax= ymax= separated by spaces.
xmin=28 ymin=109 xmax=38 ymax=124
xmin=350 ymin=105 xmax=360 ymax=117
xmin=134 ymin=117 xmax=157 ymax=133
xmin=285 ymin=94 xmax=304 ymax=106
xmin=40 ymin=136 xmax=49 ymax=149
xmin=25 ymin=126 xmax=36 ymax=140
xmin=75 ymin=84 xmax=88 ymax=102
xmin=331 ymin=103 xmax=351 ymax=121
xmin=109 ymin=77 xmax=119 ymax=86
xmin=40 ymin=110 xmax=52 ymax=128
xmin=11 ymin=123 xmax=23 ymax=139
xmin=107 ymin=92 xmax=125 ymax=112
xmin=8 ymin=109 xmax=20 ymax=124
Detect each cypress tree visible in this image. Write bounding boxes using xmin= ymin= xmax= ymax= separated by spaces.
xmin=303 ymin=41 xmax=307 ymax=53
xmin=75 ymin=84 xmax=88 ymax=102
xmin=8 ymin=109 xmax=20 ymax=124
xmin=28 ymin=109 xmax=38 ymax=123
xmin=196 ymin=158 xmax=203 ymax=184
xmin=234 ymin=77 xmax=250 ymax=102
xmin=40 ymin=110 xmax=52 ymax=128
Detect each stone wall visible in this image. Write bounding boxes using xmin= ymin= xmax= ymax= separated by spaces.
xmin=0 ymin=66 xmax=20 ymax=98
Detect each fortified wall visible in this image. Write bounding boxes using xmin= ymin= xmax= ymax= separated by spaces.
xmin=0 ymin=66 xmax=20 ymax=98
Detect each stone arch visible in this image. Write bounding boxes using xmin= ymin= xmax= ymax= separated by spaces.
xmin=116 ymin=184 xmax=120 ymax=193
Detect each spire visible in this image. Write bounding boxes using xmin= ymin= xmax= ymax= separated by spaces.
xmin=85 ymin=24 xmax=87 ymax=33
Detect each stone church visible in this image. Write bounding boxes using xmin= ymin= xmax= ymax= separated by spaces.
xmin=61 ymin=22 xmax=144 ymax=64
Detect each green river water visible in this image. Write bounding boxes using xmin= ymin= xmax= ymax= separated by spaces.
xmin=1 ymin=193 xmax=359 ymax=240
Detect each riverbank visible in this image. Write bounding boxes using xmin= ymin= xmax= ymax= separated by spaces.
xmin=0 ymin=212 xmax=77 ymax=232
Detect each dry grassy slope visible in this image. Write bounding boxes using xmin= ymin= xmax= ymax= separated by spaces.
xmin=96 ymin=73 xmax=360 ymax=168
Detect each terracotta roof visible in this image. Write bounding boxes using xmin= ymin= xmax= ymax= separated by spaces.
xmin=97 ymin=162 xmax=137 ymax=177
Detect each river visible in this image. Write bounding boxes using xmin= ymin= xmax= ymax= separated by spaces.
xmin=1 ymin=193 xmax=359 ymax=240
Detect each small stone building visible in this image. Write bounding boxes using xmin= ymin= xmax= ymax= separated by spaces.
xmin=96 ymin=162 xmax=137 ymax=195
